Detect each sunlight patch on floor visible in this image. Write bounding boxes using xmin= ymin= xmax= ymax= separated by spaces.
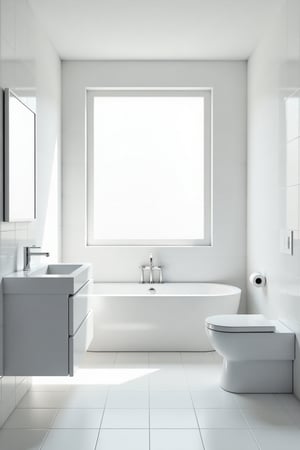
xmin=32 ymin=368 xmax=159 ymax=386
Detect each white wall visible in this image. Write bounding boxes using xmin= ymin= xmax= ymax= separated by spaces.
xmin=0 ymin=0 xmax=61 ymax=425
xmin=248 ymin=0 xmax=300 ymax=397
xmin=62 ymin=61 xmax=247 ymax=306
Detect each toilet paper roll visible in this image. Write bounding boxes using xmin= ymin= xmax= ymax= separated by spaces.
xmin=249 ymin=272 xmax=266 ymax=287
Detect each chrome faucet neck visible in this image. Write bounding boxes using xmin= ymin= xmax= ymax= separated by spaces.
xmin=23 ymin=245 xmax=50 ymax=271
xmin=149 ymin=254 xmax=153 ymax=284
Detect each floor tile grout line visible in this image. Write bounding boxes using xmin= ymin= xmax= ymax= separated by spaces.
xmin=48 ymin=407 xmax=60 ymax=430
xmin=3 ymin=425 xmax=277 ymax=430
xmin=21 ymin=404 xmax=290 ymax=410
xmin=147 ymin=352 xmax=151 ymax=450
xmin=247 ymin=426 xmax=263 ymax=450
xmin=32 ymin=407 xmax=59 ymax=448
xmin=93 ymin=352 xmax=118 ymax=450
xmin=238 ymin=407 xmax=255 ymax=430
xmin=180 ymin=352 xmax=206 ymax=450
xmin=39 ymin=428 xmax=51 ymax=450
xmin=3 ymin=425 xmax=270 ymax=430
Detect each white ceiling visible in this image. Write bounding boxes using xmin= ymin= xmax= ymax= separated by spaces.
xmin=29 ymin=0 xmax=284 ymax=60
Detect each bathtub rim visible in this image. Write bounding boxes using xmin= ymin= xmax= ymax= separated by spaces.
xmin=78 ymin=281 xmax=242 ymax=298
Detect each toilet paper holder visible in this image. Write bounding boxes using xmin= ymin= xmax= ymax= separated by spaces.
xmin=249 ymin=272 xmax=266 ymax=287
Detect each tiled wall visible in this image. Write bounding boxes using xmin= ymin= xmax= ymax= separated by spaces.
xmin=248 ymin=0 xmax=300 ymax=398
xmin=0 ymin=0 xmax=61 ymax=425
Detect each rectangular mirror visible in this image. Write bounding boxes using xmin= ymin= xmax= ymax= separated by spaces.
xmin=4 ymin=88 xmax=36 ymax=222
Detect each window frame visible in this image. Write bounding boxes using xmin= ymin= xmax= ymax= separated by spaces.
xmin=86 ymin=88 xmax=212 ymax=247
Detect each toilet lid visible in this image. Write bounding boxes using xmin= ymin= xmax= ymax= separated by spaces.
xmin=205 ymin=314 xmax=276 ymax=333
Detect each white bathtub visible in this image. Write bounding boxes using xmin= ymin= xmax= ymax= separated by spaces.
xmin=78 ymin=282 xmax=241 ymax=351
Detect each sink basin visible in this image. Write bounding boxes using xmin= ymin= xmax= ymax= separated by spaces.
xmin=3 ymin=263 xmax=91 ymax=295
xmin=29 ymin=264 xmax=84 ymax=276
xmin=46 ymin=264 xmax=83 ymax=275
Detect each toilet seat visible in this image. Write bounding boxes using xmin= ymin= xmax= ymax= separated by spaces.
xmin=206 ymin=314 xmax=276 ymax=333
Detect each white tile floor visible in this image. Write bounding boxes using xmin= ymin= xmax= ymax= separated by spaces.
xmin=1 ymin=352 xmax=300 ymax=449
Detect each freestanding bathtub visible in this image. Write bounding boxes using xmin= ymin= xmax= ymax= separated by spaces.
xmin=77 ymin=283 xmax=241 ymax=351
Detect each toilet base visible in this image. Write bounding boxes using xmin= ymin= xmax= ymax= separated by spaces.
xmin=221 ymin=359 xmax=293 ymax=393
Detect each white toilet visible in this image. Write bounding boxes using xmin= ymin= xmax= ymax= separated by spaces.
xmin=205 ymin=314 xmax=295 ymax=393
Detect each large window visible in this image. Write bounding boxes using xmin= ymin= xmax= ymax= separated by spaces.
xmin=86 ymin=89 xmax=211 ymax=246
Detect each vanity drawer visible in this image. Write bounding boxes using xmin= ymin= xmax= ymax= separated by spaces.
xmin=69 ymin=286 xmax=92 ymax=335
xmin=69 ymin=310 xmax=94 ymax=376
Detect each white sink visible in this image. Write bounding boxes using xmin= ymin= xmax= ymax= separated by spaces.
xmin=3 ymin=263 xmax=91 ymax=295
xmin=32 ymin=264 xmax=84 ymax=276
xmin=45 ymin=264 xmax=83 ymax=275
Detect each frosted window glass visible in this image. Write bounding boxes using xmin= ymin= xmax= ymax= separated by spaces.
xmin=87 ymin=92 xmax=211 ymax=245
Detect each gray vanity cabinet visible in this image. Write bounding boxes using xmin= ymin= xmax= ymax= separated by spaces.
xmin=2 ymin=264 xmax=93 ymax=376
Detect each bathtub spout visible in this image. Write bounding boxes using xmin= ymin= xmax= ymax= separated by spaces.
xmin=149 ymin=254 xmax=153 ymax=284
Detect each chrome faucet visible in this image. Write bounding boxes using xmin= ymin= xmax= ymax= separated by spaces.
xmin=23 ymin=245 xmax=50 ymax=271
xmin=140 ymin=254 xmax=163 ymax=284
xmin=149 ymin=253 xmax=154 ymax=284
